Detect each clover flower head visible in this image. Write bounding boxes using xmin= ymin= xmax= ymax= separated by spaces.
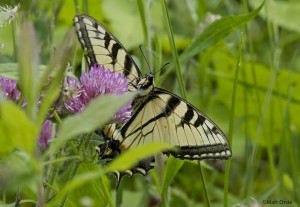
xmin=64 ymin=64 xmax=132 ymax=123
xmin=0 ymin=76 xmax=52 ymax=149
xmin=0 ymin=76 xmax=21 ymax=102
xmin=39 ymin=120 xmax=53 ymax=149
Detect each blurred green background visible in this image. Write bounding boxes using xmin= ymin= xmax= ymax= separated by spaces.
xmin=0 ymin=0 xmax=299 ymax=206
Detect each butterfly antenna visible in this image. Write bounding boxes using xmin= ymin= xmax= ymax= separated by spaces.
xmin=153 ymin=62 xmax=170 ymax=75
xmin=139 ymin=45 xmax=151 ymax=73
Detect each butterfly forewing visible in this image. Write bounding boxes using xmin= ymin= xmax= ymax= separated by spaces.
xmin=115 ymin=88 xmax=231 ymax=160
xmin=73 ymin=14 xmax=142 ymax=91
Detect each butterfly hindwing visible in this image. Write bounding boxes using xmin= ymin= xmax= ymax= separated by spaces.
xmin=74 ymin=14 xmax=142 ymax=91
xmin=96 ymin=131 xmax=155 ymax=186
xmin=114 ymin=88 xmax=231 ymax=160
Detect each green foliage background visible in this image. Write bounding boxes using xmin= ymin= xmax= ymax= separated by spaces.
xmin=0 ymin=0 xmax=299 ymax=207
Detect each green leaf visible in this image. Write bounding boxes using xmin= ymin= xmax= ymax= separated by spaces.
xmin=161 ymin=156 xmax=184 ymax=202
xmin=54 ymin=162 xmax=112 ymax=207
xmin=79 ymin=163 xmax=113 ymax=206
xmin=46 ymin=165 xmax=110 ymax=207
xmin=250 ymin=0 xmax=300 ymax=33
xmin=0 ymin=150 xmax=39 ymax=191
xmin=17 ymin=19 xmax=40 ymax=118
xmin=37 ymin=29 xmax=76 ymax=126
xmin=0 ymin=63 xmax=48 ymax=80
xmin=102 ymin=0 xmax=143 ymax=50
xmin=209 ymin=44 xmax=300 ymax=147
xmin=107 ymin=142 xmax=171 ymax=173
xmin=283 ymin=173 xmax=293 ymax=192
xmin=179 ymin=2 xmax=264 ymax=62
xmin=0 ymin=102 xmax=38 ymax=155
xmin=0 ymin=63 xmax=21 ymax=80
xmin=58 ymin=93 xmax=135 ymax=138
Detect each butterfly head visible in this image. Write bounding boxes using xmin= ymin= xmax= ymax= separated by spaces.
xmin=136 ymin=73 xmax=154 ymax=94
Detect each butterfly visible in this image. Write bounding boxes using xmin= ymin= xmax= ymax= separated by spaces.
xmin=73 ymin=14 xmax=231 ymax=182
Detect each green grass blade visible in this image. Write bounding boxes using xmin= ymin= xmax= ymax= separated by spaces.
xmin=224 ymin=33 xmax=244 ymax=207
xmin=280 ymin=83 xmax=299 ymax=203
xmin=161 ymin=156 xmax=183 ymax=207
xmin=160 ymin=0 xmax=186 ymax=99
xmin=137 ymin=0 xmax=148 ymax=44
xmin=159 ymin=2 xmax=187 ymax=206
xmin=198 ymin=162 xmax=210 ymax=207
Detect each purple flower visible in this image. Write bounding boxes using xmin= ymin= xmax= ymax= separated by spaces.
xmin=0 ymin=76 xmax=27 ymax=107
xmin=39 ymin=120 xmax=52 ymax=149
xmin=1 ymin=76 xmax=52 ymax=149
xmin=0 ymin=76 xmax=21 ymax=102
xmin=64 ymin=64 xmax=132 ymax=123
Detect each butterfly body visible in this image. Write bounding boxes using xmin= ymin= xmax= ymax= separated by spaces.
xmin=74 ymin=14 xmax=231 ymax=180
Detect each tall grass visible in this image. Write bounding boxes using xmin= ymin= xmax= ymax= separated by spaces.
xmin=0 ymin=1 xmax=299 ymax=207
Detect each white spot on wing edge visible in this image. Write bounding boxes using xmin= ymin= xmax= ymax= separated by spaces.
xmin=136 ymin=168 xmax=146 ymax=175
xmin=83 ymin=18 xmax=93 ymax=25
xmin=75 ymin=23 xmax=81 ymax=31
xmin=204 ymin=120 xmax=214 ymax=130
xmin=74 ymin=16 xmax=79 ymax=22
xmin=125 ymin=170 xmax=133 ymax=176
xmin=216 ymin=133 xmax=226 ymax=144
xmin=184 ymin=155 xmax=190 ymax=159
xmin=215 ymin=152 xmax=220 ymax=157
xmin=192 ymin=154 xmax=200 ymax=159
xmin=97 ymin=25 xmax=106 ymax=34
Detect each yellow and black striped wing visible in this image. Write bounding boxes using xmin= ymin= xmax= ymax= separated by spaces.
xmin=73 ymin=14 xmax=142 ymax=91
xmin=115 ymin=88 xmax=232 ymax=160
